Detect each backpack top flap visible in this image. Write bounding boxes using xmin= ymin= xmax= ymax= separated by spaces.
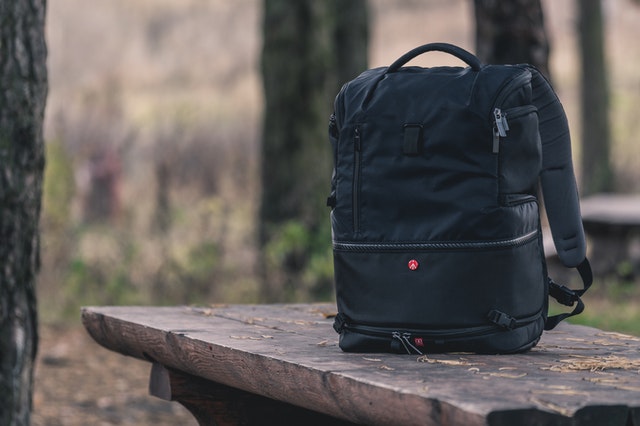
xmin=528 ymin=67 xmax=587 ymax=268
xmin=331 ymin=45 xmax=530 ymax=243
xmin=331 ymin=43 xmax=588 ymax=270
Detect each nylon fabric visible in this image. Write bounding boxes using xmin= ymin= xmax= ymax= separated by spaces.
xmin=328 ymin=43 xmax=591 ymax=354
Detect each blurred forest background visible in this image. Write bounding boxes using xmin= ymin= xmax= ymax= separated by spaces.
xmin=40 ymin=0 xmax=640 ymax=325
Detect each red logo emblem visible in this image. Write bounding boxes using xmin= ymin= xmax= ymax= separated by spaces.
xmin=408 ymin=259 xmax=419 ymax=271
xmin=414 ymin=337 xmax=424 ymax=347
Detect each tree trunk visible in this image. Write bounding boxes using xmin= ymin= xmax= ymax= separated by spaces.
xmin=0 ymin=0 xmax=48 ymax=424
xmin=259 ymin=0 xmax=368 ymax=301
xmin=578 ymin=0 xmax=613 ymax=195
xmin=474 ymin=0 xmax=551 ymax=78
xmin=330 ymin=0 xmax=369 ymax=89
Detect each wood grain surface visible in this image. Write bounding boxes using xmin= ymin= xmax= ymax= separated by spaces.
xmin=581 ymin=195 xmax=640 ymax=228
xmin=82 ymin=304 xmax=640 ymax=426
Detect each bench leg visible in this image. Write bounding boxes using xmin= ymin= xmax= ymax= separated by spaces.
xmin=149 ymin=363 xmax=356 ymax=426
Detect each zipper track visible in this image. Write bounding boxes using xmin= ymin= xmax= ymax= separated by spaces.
xmin=339 ymin=308 xmax=542 ymax=355
xmin=503 ymin=104 xmax=537 ymax=120
xmin=333 ymin=229 xmax=538 ymax=252
xmin=345 ymin=322 xmax=497 ymax=339
xmin=491 ymin=70 xmax=532 ymax=154
xmin=352 ymin=125 xmax=362 ymax=233
xmin=492 ymin=69 xmax=531 ymax=113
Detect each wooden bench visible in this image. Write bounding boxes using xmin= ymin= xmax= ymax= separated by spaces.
xmin=82 ymin=304 xmax=640 ymax=426
xmin=580 ymin=194 xmax=640 ymax=278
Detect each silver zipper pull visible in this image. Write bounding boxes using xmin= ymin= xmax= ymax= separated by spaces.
xmin=494 ymin=108 xmax=508 ymax=137
xmin=502 ymin=112 xmax=510 ymax=132
xmin=392 ymin=331 xmax=411 ymax=354
xmin=402 ymin=333 xmax=424 ymax=355
xmin=492 ymin=126 xmax=500 ymax=154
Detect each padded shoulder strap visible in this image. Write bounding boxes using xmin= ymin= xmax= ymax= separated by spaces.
xmin=528 ymin=66 xmax=593 ymax=330
xmin=528 ymin=66 xmax=586 ymax=268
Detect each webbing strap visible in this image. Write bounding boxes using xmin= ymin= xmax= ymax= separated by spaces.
xmin=545 ymin=258 xmax=593 ymax=330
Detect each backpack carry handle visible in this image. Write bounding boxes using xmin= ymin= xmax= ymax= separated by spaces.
xmin=387 ymin=43 xmax=483 ymax=73
xmin=361 ymin=43 xmax=482 ymax=109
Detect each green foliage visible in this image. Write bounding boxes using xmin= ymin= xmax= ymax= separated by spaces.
xmin=556 ymin=278 xmax=640 ymax=337
xmin=264 ymin=220 xmax=334 ymax=302
xmin=47 ymin=221 xmax=223 ymax=319
xmin=42 ymin=140 xmax=75 ymax=231
xmin=58 ymin=229 xmax=139 ymax=316
xmin=265 ymin=221 xmax=311 ymax=267
xmin=162 ymin=240 xmax=220 ymax=304
xmin=186 ymin=242 xmax=219 ymax=281
xmin=38 ymin=83 xmax=260 ymax=321
xmin=40 ymin=128 xmax=244 ymax=319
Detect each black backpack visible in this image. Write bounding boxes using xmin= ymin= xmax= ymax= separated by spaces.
xmin=327 ymin=43 xmax=592 ymax=354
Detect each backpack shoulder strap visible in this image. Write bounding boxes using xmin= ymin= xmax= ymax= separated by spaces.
xmin=527 ymin=66 xmax=593 ymax=329
xmin=529 ymin=66 xmax=585 ymax=267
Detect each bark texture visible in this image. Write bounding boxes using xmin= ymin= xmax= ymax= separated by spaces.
xmin=578 ymin=0 xmax=613 ymax=194
xmin=0 ymin=0 xmax=48 ymax=424
xmin=474 ymin=0 xmax=551 ymax=78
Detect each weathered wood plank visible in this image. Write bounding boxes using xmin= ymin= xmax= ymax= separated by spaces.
xmin=149 ymin=362 xmax=357 ymax=426
xmin=579 ymin=194 xmax=640 ymax=276
xmin=581 ymin=194 xmax=640 ymax=228
xmin=82 ymin=304 xmax=640 ymax=426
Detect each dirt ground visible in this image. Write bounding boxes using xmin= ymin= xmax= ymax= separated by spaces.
xmin=32 ymin=323 xmax=198 ymax=426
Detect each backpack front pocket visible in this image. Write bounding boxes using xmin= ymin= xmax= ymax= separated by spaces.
xmin=333 ymin=229 xmax=545 ymax=330
xmin=495 ymin=105 xmax=542 ymax=195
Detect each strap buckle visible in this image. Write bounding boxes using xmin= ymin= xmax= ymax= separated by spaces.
xmin=488 ymin=310 xmax=516 ymax=330
xmin=545 ymin=259 xmax=592 ymax=330
xmin=333 ymin=313 xmax=347 ymax=333
xmin=548 ymin=279 xmax=579 ymax=307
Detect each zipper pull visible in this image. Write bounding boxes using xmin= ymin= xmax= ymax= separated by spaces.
xmin=329 ymin=113 xmax=338 ymax=139
xmin=392 ymin=331 xmax=410 ymax=354
xmin=494 ymin=108 xmax=508 ymax=137
xmin=402 ymin=333 xmax=424 ymax=355
xmin=392 ymin=332 xmax=424 ymax=355
xmin=502 ymin=112 xmax=510 ymax=132
xmin=354 ymin=126 xmax=361 ymax=151
xmin=492 ymin=108 xmax=509 ymax=154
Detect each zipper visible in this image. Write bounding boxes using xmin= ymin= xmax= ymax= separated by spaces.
xmin=327 ymin=114 xmax=339 ymax=209
xmin=342 ymin=322 xmax=501 ymax=355
xmin=353 ymin=125 xmax=362 ymax=233
xmin=336 ymin=311 xmax=542 ymax=355
xmin=492 ymin=108 xmax=508 ymax=153
xmin=344 ymin=322 xmax=498 ymax=339
xmin=333 ymin=229 xmax=538 ymax=252
xmin=493 ymin=70 xmax=531 ymax=111
xmin=501 ymin=193 xmax=537 ymax=207
xmin=492 ymin=105 xmax=538 ymax=154
xmin=392 ymin=332 xmax=425 ymax=355
xmin=491 ymin=70 xmax=531 ymax=154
